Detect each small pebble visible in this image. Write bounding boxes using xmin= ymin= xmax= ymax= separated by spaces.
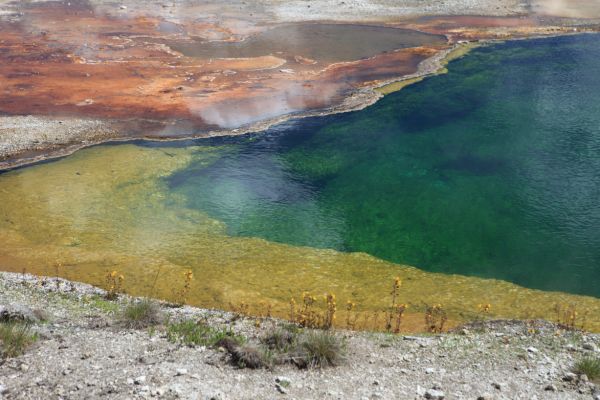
xmin=276 ymin=377 xmax=291 ymax=387
xmin=563 ymin=372 xmax=577 ymax=382
xmin=544 ymin=384 xmax=557 ymax=391
xmin=424 ymin=388 xmax=445 ymax=400
xmin=583 ymin=343 xmax=598 ymax=352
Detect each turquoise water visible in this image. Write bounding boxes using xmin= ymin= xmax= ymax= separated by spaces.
xmin=162 ymin=35 xmax=600 ymax=297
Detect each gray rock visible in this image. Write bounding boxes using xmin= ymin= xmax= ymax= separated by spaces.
xmin=424 ymin=389 xmax=445 ymax=399
xmin=563 ymin=372 xmax=577 ymax=382
xmin=175 ymin=368 xmax=188 ymax=376
xmin=0 ymin=384 xmax=8 ymax=395
xmin=425 ymin=368 xmax=435 ymax=374
xmin=134 ymin=376 xmax=146 ymax=385
xmin=275 ymin=383 xmax=288 ymax=394
xmin=526 ymin=347 xmax=539 ymax=354
xmin=0 ymin=304 xmax=41 ymax=323
xmin=583 ymin=343 xmax=598 ymax=352
xmin=276 ymin=376 xmax=291 ymax=387
xmin=544 ymin=384 xmax=557 ymax=391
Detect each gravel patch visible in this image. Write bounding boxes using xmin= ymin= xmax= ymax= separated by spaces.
xmin=0 ymin=116 xmax=118 ymax=168
xmin=1 ymin=272 xmax=599 ymax=400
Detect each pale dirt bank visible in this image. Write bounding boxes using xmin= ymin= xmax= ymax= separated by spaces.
xmin=1 ymin=272 xmax=599 ymax=400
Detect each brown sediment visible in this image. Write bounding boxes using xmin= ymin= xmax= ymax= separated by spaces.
xmin=0 ymin=1 xmax=599 ymax=169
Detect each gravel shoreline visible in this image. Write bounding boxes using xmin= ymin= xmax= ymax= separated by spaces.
xmin=1 ymin=272 xmax=599 ymax=400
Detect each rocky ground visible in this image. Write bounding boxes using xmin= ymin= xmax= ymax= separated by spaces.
xmin=1 ymin=272 xmax=599 ymax=400
xmin=0 ymin=116 xmax=118 ymax=166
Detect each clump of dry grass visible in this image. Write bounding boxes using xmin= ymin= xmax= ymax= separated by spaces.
xmin=262 ymin=327 xmax=297 ymax=352
xmin=0 ymin=322 xmax=38 ymax=359
xmin=294 ymin=330 xmax=346 ymax=368
xmin=225 ymin=325 xmax=344 ymax=369
xmin=573 ymin=356 xmax=600 ymax=382
xmin=218 ymin=337 xmax=271 ymax=369
xmin=121 ymin=299 xmax=163 ymax=329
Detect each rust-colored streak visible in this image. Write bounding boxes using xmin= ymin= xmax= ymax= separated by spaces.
xmin=0 ymin=5 xmax=447 ymax=133
xmin=0 ymin=1 xmax=598 ymax=165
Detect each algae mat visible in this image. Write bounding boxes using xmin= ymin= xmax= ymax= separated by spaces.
xmin=0 ymin=143 xmax=599 ymax=331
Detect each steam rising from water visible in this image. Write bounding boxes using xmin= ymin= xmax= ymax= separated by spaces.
xmin=191 ymin=82 xmax=340 ymax=129
xmin=533 ymin=0 xmax=600 ymax=18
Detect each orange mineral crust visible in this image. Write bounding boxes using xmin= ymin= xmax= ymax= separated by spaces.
xmin=0 ymin=1 xmax=599 ymax=168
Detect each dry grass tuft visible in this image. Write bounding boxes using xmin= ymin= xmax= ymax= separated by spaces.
xmin=294 ymin=330 xmax=345 ymax=368
xmin=573 ymin=356 xmax=600 ymax=382
xmin=0 ymin=322 xmax=38 ymax=359
xmin=121 ymin=299 xmax=163 ymax=329
xmin=262 ymin=327 xmax=297 ymax=352
xmin=218 ymin=336 xmax=270 ymax=369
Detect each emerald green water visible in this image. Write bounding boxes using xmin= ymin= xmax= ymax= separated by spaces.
xmin=165 ymin=34 xmax=600 ymax=297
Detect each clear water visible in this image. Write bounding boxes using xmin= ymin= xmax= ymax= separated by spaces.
xmin=166 ymin=34 xmax=600 ymax=297
xmin=167 ymin=24 xmax=446 ymax=62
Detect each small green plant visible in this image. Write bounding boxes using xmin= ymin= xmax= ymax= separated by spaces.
xmin=86 ymin=294 xmax=121 ymax=313
xmin=296 ymin=331 xmax=345 ymax=368
xmin=166 ymin=319 xmax=245 ymax=347
xmin=573 ymin=356 xmax=600 ymax=382
xmin=0 ymin=322 xmax=38 ymax=359
xmin=121 ymin=299 xmax=163 ymax=329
